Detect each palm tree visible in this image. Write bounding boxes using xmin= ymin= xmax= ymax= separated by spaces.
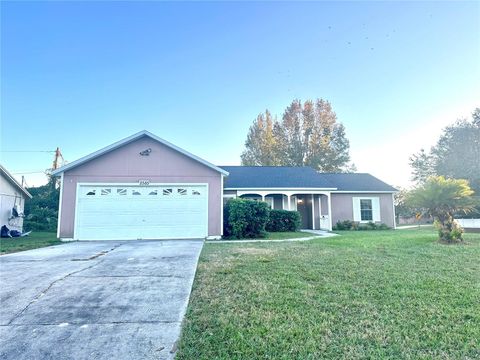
xmin=407 ymin=176 xmax=476 ymax=243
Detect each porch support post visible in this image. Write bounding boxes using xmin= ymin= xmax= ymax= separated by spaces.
xmin=261 ymin=194 xmax=265 ymax=201
xmin=327 ymin=193 xmax=333 ymax=231
xmin=288 ymin=194 xmax=292 ymax=210
xmin=311 ymin=194 xmax=315 ymax=230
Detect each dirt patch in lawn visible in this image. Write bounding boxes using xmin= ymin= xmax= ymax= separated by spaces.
xmin=234 ymin=247 xmax=276 ymax=256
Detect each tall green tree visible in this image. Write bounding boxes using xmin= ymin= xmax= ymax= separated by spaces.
xmin=409 ymin=149 xmax=436 ymax=184
xmin=24 ymin=175 xmax=59 ymax=231
xmin=240 ymin=110 xmax=279 ymax=166
xmin=406 ymin=176 xmax=476 ymax=243
xmin=241 ymin=99 xmax=354 ymax=172
xmin=410 ymin=108 xmax=480 ymax=192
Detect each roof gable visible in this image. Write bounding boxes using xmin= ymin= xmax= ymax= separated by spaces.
xmin=52 ymin=131 xmax=228 ymax=176
xmin=0 ymin=165 xmax=32 ymax=198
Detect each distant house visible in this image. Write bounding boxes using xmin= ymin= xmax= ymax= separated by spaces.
xmin=52 ymin=131 xmax=398 ymax=241
xmin=0 ymin=165 xmax=32 ymax=232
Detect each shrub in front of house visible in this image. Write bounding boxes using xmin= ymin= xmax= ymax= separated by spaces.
xmin=333 ymin=220 xmax=390 ymax=231
xmin=266 ymin=210 xmax=301 ymax=232
xmin=333 ymin=220 xmax=357 ymax=230
xmin=223 ymin=198 xmax=270 ymax=239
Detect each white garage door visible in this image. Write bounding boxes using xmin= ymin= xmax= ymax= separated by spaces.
xmin=75 ymin=184 xmax=208 ymax=240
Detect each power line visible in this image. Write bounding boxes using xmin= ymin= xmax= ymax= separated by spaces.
xmin=11 ymin=171 xmax=47 ymax=175
xmin=0 ymin=150 xmax=55 ymax=153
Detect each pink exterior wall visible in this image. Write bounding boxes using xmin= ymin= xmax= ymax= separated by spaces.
xmin=59 ymin=136 xmax=223 ymax=238
xmin=331 ymin=193 xmax=395 ymax=228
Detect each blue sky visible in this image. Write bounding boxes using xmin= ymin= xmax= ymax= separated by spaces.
xmin=1 ymin=1 xmax=479 ymax=187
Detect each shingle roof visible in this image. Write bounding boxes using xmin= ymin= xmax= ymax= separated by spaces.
xmin=220 ymin=166 xmax=397 ymax=192
xmin=321 ymin=173 xmax=398 ymax=192
xmin=220 ymin=166 xmax=336 ymax=189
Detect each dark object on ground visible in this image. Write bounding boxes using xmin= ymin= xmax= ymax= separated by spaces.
xmin=1 ymin=225 xmax=32 ymax=238
xmin=1 ymin=225 xmax=10 ymax=238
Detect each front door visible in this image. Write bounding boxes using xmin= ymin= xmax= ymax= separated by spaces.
xmin=296 ymin=196 xmax=311 ymax=229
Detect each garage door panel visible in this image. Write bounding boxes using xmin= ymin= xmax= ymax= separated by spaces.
xmin=75 ymin=185 xmax=208 ymax=240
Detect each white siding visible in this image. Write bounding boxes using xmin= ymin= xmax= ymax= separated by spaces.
xmin=0 ymin=174 xmax=26 ymax=231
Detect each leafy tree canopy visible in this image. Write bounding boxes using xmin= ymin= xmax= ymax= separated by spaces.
xmin=241 ymin=99 xmax=355 ymax=172
xmin=24 ymin=176 xmax=59 ymax=231
xmin=410 ymin=108 xmax=480 ymax=192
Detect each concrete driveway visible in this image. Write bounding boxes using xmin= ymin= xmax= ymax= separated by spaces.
xmin=0 ymin=240 xmax=204 ymax=360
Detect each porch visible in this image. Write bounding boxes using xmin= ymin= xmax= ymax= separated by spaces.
xmin=225 ymin=190 xmax=332 ymax=231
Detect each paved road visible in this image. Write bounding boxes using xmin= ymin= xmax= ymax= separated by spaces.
xmin=0 ymin=240 xmax=204 ymax=360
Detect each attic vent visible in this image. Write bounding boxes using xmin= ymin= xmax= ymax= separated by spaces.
xmin=139 ymin=148 xmax=152 ymax=156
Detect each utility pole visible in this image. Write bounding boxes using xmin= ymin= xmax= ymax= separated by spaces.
xmin=52 ymin=147 xmax=64 ymax=170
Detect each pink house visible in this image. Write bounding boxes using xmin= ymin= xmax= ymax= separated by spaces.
xmin=53 ymin=130 xmax=397 ymax=240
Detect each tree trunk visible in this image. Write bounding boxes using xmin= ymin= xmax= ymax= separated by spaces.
xmin=436 ymin=213 xmax=463 ymax=243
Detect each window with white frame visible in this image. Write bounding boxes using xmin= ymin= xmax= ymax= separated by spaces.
xmin=360 ymin=199 xmax=373 ymax=221
xmin=353 ymin=197 xmax=380 ymax=222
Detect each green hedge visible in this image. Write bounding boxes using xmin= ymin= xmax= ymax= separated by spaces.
xmin=266 ymin=210 xmax=301 ymax=232
xmin=223 ymin=199 xmax=270 ymax=239
xmin=333 ymin=220 xmax=390 ymax=231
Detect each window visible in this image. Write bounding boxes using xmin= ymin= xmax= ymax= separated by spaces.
xmin=149 ymin=190 xmax=158 ymax=195
xmin=117 ymin=188 xmax=127 ymax=196
xmin=132 ymin=190 xmax=141 ymax=196
xmin=163 ymin=188 xmax=172 ymax=196
xmin=101 ymin=188 xmax=111 ymax=196
xmin=192 ymin=190 xmax=201 ymax=196
xmin=360 ymin=199 xmax=373 ymax=221
xmin=177 ymin=188 xmax=187 ymax=196
xmin=86 ymin=190 xmax=96 ymax=196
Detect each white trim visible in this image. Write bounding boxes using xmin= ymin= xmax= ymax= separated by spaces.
xmin=392 ymin=193 xmax=397 ymax=229
xmin=73 ymin=182 xmax=80 ymax=240
xmin=327 ymin=194 xmax=333 ymax=231
xmin=332 ymin=190 xmax=397 ymax=194
xmin=56 ymin=173 xmax=64 ymax=238
xmin=0 ymin=165 xmax=32 ymax=198
xmin=205 ymin=183 xmax=209 ymax=238
xmin=220 ymin=175 xmax=224 ymax=236
xmin=51 ymin=130 xmax=229 ymax=176
xmin=311 ymin=194 xmax=315 ymax=230
xmin=73 ymin=182 xmax=210 ymax=240
xmin=224 ymin=187 xmax=337 ymax=191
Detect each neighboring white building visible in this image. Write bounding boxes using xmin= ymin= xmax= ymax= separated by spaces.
xmin=0 ymin=165 xmax=32 ymax=231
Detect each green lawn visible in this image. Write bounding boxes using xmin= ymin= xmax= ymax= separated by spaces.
xmin=219 ymin=231 xmax=314 ymax=241
xmin=0 ymin=232 xmax=62 ymax=254
xmin=177 ymin=228 xmax=480 ymax=359
xmin=264 ymin=231 xmax=315 ymax=240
